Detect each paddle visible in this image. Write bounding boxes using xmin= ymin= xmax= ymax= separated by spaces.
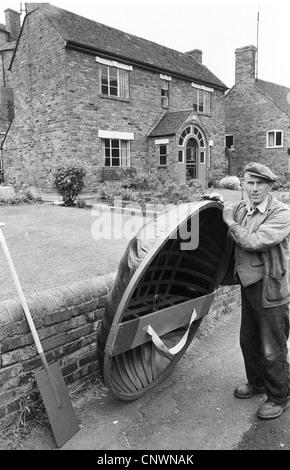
xmin=0 ymin=223 xmax=79 ymax=447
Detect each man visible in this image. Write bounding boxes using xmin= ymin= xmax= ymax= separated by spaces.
xmin=210 ymin=162 xmax=290 ymax=419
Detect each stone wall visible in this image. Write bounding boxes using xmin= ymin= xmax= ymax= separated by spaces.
xmin=225 ymin=45 xmax=290 ymax=178
xmin=0 ymin=272 xmax=240 ymax=428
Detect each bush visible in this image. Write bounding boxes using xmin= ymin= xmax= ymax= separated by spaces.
xmin=0 ymin=189 xmax=42 ymax=205
xmin=96 ymin=170 xmax=204 ymax=208
xmin=219 ymin=175 xmax=241 ymax=190
xmin=51 ymin=157 xmax=87 ymax=206
xmin=272 ymin=176 xmax=290 ymax=191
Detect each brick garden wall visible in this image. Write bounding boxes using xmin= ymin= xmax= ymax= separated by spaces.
xmin=0 ymin=273 xmax=240 ymax=428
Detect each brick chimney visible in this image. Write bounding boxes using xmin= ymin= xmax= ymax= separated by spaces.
xmin=185 ymin=49 xmax=203 ymax=64
xmin=235 ymin=45 xmax=257 ymax=84
xmin=4 ymin=9 xmax=21 ymax=41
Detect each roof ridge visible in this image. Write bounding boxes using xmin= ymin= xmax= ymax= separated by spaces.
xmin=255 ymin=79 xmax=290 ymax=117
xmin=256 ymin=77 xmax=290 ymax=92
xmin=32 ymin=3 xmax=227 ymax=90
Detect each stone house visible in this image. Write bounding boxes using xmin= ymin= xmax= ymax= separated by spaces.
xmin=225 ymin=45 xmax=290 ymax=179
xmin=2 ymin=3 xmax=228 ymax=190
xmin=0 ymin=8 xmax=21 ymax=181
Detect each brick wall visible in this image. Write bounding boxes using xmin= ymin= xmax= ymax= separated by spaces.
xmin=2 ymin=8 xmax=227 ymax=190
xmin=2 ymin=8 xmax=69 ymax=188
xmin=0 ymin=272 xmax=240 ymax=428
xmin=0 ymin=273 xmax=114 ymax=427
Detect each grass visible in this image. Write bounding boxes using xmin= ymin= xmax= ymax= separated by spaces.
xmin=0 ymin=202 xmax=132 ymax=302
xmin=1 ymin=186 xmax=285 ymax=303
xmin=0 ymin=191 xmax=244 ymax=302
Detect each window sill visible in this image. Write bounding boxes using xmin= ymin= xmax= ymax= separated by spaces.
xmin=266 ymin=146 xmax=284 ymax=149
xmin=99 ymin=94 xmax=130 ymax=103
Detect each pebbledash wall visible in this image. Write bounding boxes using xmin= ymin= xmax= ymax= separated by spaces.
xmin=0 ymin=272 xmax=240 ymax=428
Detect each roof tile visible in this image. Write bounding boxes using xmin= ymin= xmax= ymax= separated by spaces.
xmin=34 ymin=4 xmax=227 ymax=90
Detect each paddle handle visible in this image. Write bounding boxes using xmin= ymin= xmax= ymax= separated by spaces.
xmin=0 ymin=224 xmax=61 ymax=408
xmin=0 ymin=224 xmax=43 ymax=353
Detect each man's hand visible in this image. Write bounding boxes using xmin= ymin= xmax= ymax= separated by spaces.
xmin=222 ymin=202 xmax=235 ymax=227
xmin=201 ymin=192 xmax=224 ymax=203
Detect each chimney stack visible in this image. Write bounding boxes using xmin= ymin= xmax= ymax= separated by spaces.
xmin=185 ymin=49 xmax=203 ymax=64
xmin=235 ymin=45 xmax=257 ymax=84
xmin=4 ymin=9 xmax=21 ymax=41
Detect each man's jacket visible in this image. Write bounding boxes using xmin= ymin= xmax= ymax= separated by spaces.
xmin=220 ymin=194 xmax=290 ymax=308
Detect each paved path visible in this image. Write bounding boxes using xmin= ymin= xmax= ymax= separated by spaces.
xmin=18 ymin=310 xmax=290 ymax=451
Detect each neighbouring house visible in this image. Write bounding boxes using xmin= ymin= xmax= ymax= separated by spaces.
xmin=0 ymin=8 xmax=21 ymax=182
xmin=225 ymin=45 xmax=290 ymax=179
xmin=2 ymin=3 xmax=228 ymax=190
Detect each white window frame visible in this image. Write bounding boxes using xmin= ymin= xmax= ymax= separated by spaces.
xmin=266 ymin=130 xmax=283 ymax=148
xmin=225 ymin=134 xmax=234 ymax=149
xmin=160 ymin=79 xmax=169 ymax=108
xmin=96 ymin=57 xmax=132 ymax=100
xmin=191 ymin=83 xmax=213 ymax=115
xmin=158 ymin=144 xmax=168 ymax=166
xmin=99 ymin=130 xmax=132 ymax=168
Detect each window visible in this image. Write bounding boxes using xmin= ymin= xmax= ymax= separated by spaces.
xmin=96 ymin=58 xmax=132 ymax=99
xmin=179 ymin=126 xmax=192 ymax=146
xmin=267 ymin=130 xmax=283 ymax=148
xmin=225 ymin=135 xmax=234 ymax=149
xmin=192 ymin=88 xmax=211 ymax=114
xmin=100 ymin=65 xmax=130 ymax=99
xmin=158 ymin=145 xmax=168 ymax=166
xmin=161 ymin=80 xmax=169 ymax=108
xmin=102 ymin=139 xmax=130 ymax=167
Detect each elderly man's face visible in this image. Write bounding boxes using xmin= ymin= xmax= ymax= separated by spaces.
xmin=244 ymin=173 xmax=272 ymax=208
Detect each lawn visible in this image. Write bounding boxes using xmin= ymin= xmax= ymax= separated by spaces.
xmin=0 ymin=190 xmax=243 ymax=303
xmin=0 ymin=202 xmax=135 ymax=302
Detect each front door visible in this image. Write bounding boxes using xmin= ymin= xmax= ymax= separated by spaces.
xmin=186 ymin=138 xmax=197 ymax=179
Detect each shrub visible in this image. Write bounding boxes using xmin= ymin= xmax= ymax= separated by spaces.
xmin=96 ymin=170 xmax=204 ymax=208
xmin=51 ymin=157 xmax=87 ymax=206
xmin=219 ymin=175 xmax=241 ymax=190
xmin=187 ymin=178 xmax=204 ymax=192
xmin=0 ymin=190 xmax=42 ymax=205
xmin=272 ymin=176 xmax=290 ymax=191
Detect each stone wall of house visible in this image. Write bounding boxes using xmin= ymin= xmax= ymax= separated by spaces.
xmin=225 ymin=45 xmax=290 ymax=178
xmin=226 ymin=81 xmax=290 ymax=177
xmin=2 ymin=7 xmax=227 ymax=190
xmin=0 ymin=271 xmax=240 ymax=428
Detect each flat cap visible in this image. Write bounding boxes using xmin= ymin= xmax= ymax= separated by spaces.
xmin=244 ymin=162 xmax=277 ymax=182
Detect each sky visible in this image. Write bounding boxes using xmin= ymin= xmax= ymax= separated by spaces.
xmin=0 ymin=0 xmax=289 ymax=89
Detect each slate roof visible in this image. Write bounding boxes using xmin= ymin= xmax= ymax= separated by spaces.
xmin=148 ymin=110 xmax=193 ymax=137
xmin=0 ymin=41 xmax=15 ymax=52
xmin=19 ymin=3 xmax=227 ymax=90
xmin=255 ymin=79 xmax=290 ymax=117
